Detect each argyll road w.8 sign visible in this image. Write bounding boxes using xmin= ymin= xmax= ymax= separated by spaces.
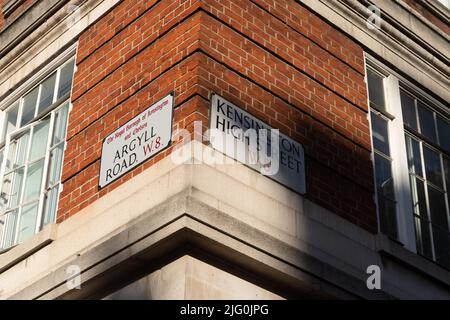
xmin=99 ymin=93 xmax=174 ymax=188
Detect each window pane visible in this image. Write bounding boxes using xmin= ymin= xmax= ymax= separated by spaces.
xmin=371 ymin=113 xmax=390 ymax=156
xmin=0 ymin=149 xmax=3 ymax=175
xmin=8 ymin=168 xmax=24 ymax=209
xmin=423 ymin=146 xmax=443 ymax=188
xmin=43 ymin=186 xmax=59 ymax=226
xmin=58 ymin=60 xmax=75 ymax=99
xmin=400 ymin=91 xmax=417 ymax=130
xmin=367 ymin=69 xmax=385 ymax=110
xmin=378 ymin=196 xmax=398 ymax=239
xmin=418 ymin=103 xmax=437 ymax=143
xmin=0 ymin=214 xmax=5 ymax=249
xmin=433 ymin=226 xmax=450 ymax=269
xmin=415 ymin=216 xmax=433 ymax=260
xmin=29 ymin=117 xmax=50 ymax=162
xmin=2 ymin=102 xmax=19 ymax=143
xmin=444 ymin=157 xmax=450 ymax=193
xmin=428 ymin=186 xmax=448 ymax=229
xmin=52 ymin=103 xmax=69 ymax=146
xmin=38 ymin=73 xmax=56 ymax=115
xmin=374 ymin=154 xmax=395 ymax=200
xmin=405 ymin=135 xmax=423 ymax=177
xmin=21 ymin=87 xmax=39 ymax=126
xmin=17 ymin=202 xmax=38 ymax=243
xmin=0 ymin=173 xmax=12 ymax=211
xmin=23 ymin=159 xmax=44 ymax=203
xmin=3 ymin=209 xmax=18 ymax=248
xmin=15 ymin=132 xmax=29 ymax=168
xmin=411 ymin=177 xmax=428 ymax=219
xmin=48 ymin=144 xmax=64 ymax=187
xmin=437 ymin=116 xmax=450 ymax=153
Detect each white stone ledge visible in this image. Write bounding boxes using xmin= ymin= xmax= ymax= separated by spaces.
xmin=0 ymin=224 xmax=57 ymax=274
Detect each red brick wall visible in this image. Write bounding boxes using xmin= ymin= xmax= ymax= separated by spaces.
xmin=59 ymin=0 xmax=377 ymax=233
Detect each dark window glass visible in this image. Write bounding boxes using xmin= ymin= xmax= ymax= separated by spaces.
xmin=371 ymin=113 xmax=390 ymax=156
xmin=411 ymin=177 xmax=428 ymax=219
xmin=379 ymin=197 xmax=398 ymax=240
xmin=58 ymin=60 xmax=75 ymax=99
xmin=418 ymin=103 xmax=437 ymax=143
xmin=405 ymin=135 xmax=423 ymax=177
xmin=433 ymin=226 xmax=450 ymax=269
xmin=374 ymin=154 xmax=395 ymax=200
xmin=21 ymin=87 xmax=39 ymax=126
xmin=423 ymin=146 xmax=443 ymax=188
xmin=414 ymin=216 xmax=433 ymax=259
xmin=437 ymin=116 xmax=450 ymax=153
xmin=367 ymin=69 xmax=386 ymax=110
xmin=428 ymin=187 xmax=448 ymax=229
xmin=444 ymin=157 xmax=450 ymax=193
xmin=38 ymin=73 xmax=57 ymax=115
xmin=401 ymin=91 xmax=417 ymax=130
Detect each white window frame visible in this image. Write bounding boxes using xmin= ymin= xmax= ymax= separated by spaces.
xmin=366 ymin=54 xmax=450 ymax=256
xmin=0 ymin=47 xmax=76 ymax=249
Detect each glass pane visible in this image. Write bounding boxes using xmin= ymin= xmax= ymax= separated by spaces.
xmin=400 ymin=91 xmax=417 ymax=130
xmin=0 ymin=173 xmax=12 ymax=211
xmin=43 ymin=186 xmax=59 ymax=226
xmin=38 ymin=73 xmax=57 ymax=114
xmin=8 ymin=167 xmax=24 ymax=209
xmin=423 ymin=146 xmax=443 ymax=188
xmin=378 ymin=196 xmax=398 ymax=239
xmin=48 ymin=144 xmax=64 ymax=187
xmin=3 ymin=209 xmax=18 ymax=248
xmin=6 ymin=140 xmax=16 ymax=171
xmin=58 ymin=60 xmax=75 ymax=99
xmin=414 ymin=216 xmax=433 ymax=260
xmin=29 ymin=117 xmax=50 ymax=162
xmin=374 ymin=154 xmax=395 ymax=200
xmin=52 ymin=103 xmax=69 ymax=146
xmin=371 ymin=113 xmax=390 ymax=156
xmin=2 ymin=102 xmax=19 ymax=143
xmin=0 ymin=214 xmax=5 ymax=249
xmin=433 ymin=226 xmax=450 ymax=269
xmin=405 ymin=135 xmax=423 ymax=177
xmin=367 ymin=69 xmax=385 ymax=110
xmin=23 ymin=159 xmax=44 ymax=203
xmin=428 ymin=186 xmax=448 ymax=229
xmin=16 ymin=132 xmax=30 ymax=168
xmin=437 ymin=116 xmax=450 ymax=153
xmin=418 ymin=103 xmax=437 ymax=143
xmin=21 ymin=87 xmax=39 ymax=126
xmin=17 ymin=202 xmax=38 ymax=243
xmin=411 ymin=177 xmax=428 ymax=219
xmin=444 ymin=157 xmax=450 ymax=193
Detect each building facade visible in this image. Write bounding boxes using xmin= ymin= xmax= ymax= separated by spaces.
xmin=0 ymin=0 xmax=448 ymax=299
